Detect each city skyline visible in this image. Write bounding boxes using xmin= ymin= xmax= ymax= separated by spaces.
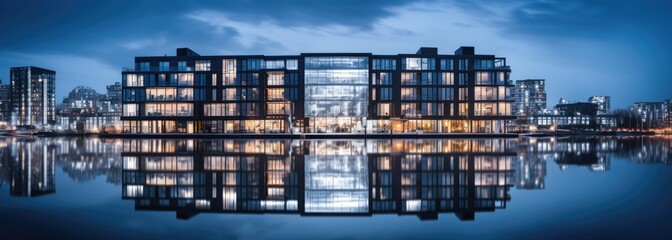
xmin=1 ymin=0 xmax=672 ymax=109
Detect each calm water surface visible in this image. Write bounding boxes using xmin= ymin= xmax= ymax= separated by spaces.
xmin=0 ymin=136 xmax=670 ymax=239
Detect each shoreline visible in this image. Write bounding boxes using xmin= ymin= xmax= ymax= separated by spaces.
xmin=1 ymin=131 xmax=659 ymax=139
xmin=98 ymin=133 xmax=520 ymax=139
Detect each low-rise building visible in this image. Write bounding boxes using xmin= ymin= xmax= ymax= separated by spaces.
xmin=528 ymin=100 xmax=616 ymax=130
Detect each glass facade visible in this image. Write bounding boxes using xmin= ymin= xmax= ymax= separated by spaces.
xmin=305 ymin=153 xmax=369 ymax=213
xmin=305 ymin=56 xmax=369 ymax=133
xmin=9 ymin=66 xmax=56 ymax=127
xmin=121 ymin=47 xmax=514 ymax=134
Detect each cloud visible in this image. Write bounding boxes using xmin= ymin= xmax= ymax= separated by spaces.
xmin=1 ymin=0 xmax=671 ymax=109
xmin=122 ymin=37 xmax=168 ymax=50
xmin=449 ymin=0 xmax=672 ymax=42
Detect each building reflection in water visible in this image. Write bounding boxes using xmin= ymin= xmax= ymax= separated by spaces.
xmin=517 ymin=137 xmax=615 ymax=173
xmin=0 ymin=137 xmax=123 ymax=197
xmin=615 ymin=136 xmax=672 ymax=165
xmin=0 ymin=136 xmax=669 ymax=220
xmin=55 ymin=137 xmax=123 ymax=185
xmin=121 ymin=139 xmax=516 ymax=220
xmin=0 ymin=137 xmax=55 ymax=197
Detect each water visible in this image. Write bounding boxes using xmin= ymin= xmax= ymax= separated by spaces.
xmin=0 ymin=136 xmax=670 ymax=239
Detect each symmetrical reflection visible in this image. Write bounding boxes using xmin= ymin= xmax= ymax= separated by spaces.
xmin=121 ymin=139 xmax=516 ymax=220
xmin=0 ymin=137 xmax=123 ymax=197
xmin=0 ymin=138 xmax=56 ymax=197
xmin=56 ymin=138 xmax=122 ymax=184
xmin=0 ymin=136 xmax=670 ymax=221
xmin=517 ymin=136 xmax=671 ymax=172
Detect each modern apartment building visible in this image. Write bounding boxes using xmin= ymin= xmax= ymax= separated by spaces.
xmin=9 ymin=66 xmax=56 ymax=127
xmin=512 ymin=79 xmax=546 ymax=117
xmin=121 ymin=47 xmax=514 ymax=134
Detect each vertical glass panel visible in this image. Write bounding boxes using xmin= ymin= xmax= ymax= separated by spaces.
xmin=377 ymin=103 xmax=390 ymax=116
xmin=305 ymin=153 xmax=368 ymax=213
xmin=195 ymin=60 xmax=211 ymax=71
xmin=177 ymin=73 xmax=194 ymax=86
xmin=440 ymin=72 xmax=454 ymax=85
xmin=264 ymin=60 xmax=285 ymax=69
xmin=222 ymin=59 xmax=237 ymax=85
xmin=160 ymin=61 xmax=170 ymax=71
xmin=123 ymin=104 xmax=137 ymax=117
xmin=286 ymin=59 xmax=298 ymax=70
xmin=304 ymin=56 xmax=369 ymax=118
xmin=139 ymin=62 xmax=150 ymax=71
xmin=267 ymin=72 xmax=284 ymax=86
xmin=372 ymin=59 xmax=396 ymax=70
xmin=305 ymin=57 xmax=368 ymax=69
xmin=403 ymin=58 xmax=435 ymax=70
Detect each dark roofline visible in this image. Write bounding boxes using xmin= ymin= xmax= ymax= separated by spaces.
xmin=134 ymin=46 xmax=503 ymax=59
xmin=516 ymin=79 xmax=545 ymax=82
xmin=300 ymin=52 xmax=372 ymax=56
xmin=10 ymin=66 xmax=56 ymax=73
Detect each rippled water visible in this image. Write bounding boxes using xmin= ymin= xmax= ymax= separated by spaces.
xmin=0 ymin=136 xmax=670 ymax=239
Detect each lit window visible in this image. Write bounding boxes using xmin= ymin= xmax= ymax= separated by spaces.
xmin=123 ymin=104 xmax=138 ymax=116
xmin=377 ymin=103 xmax=390 ymax=116
xmin=195 ymin=60 xmax=211 ymax=71
xmin=286 ymin=59 xmax=298 ymax=70
xmin=264 ymin=60 xmax=285 ymax=69
xmin=402 ymin=58 xmax=435 ymax=70
xmin=267 ymin=72 xmax=284 ymax=85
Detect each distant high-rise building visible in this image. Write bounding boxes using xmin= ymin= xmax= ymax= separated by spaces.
xmin=588 ymin=96 xmax=610 ymax=115
xmin=0 ymin=80 xmax=10 ymax=124
xmin=665 ymin=99 xmax=672 ymax=127
xmin=631 ymin=102 xmax=667 ymax=129
xmin=512 ymin=79 xmax=546 ymax=117
xmin=9 ymin=66 xmax=56 ymax=127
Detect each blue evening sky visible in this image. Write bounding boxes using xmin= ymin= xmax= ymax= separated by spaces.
xmin=1 ymin=0 xmax=670 ymax=108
